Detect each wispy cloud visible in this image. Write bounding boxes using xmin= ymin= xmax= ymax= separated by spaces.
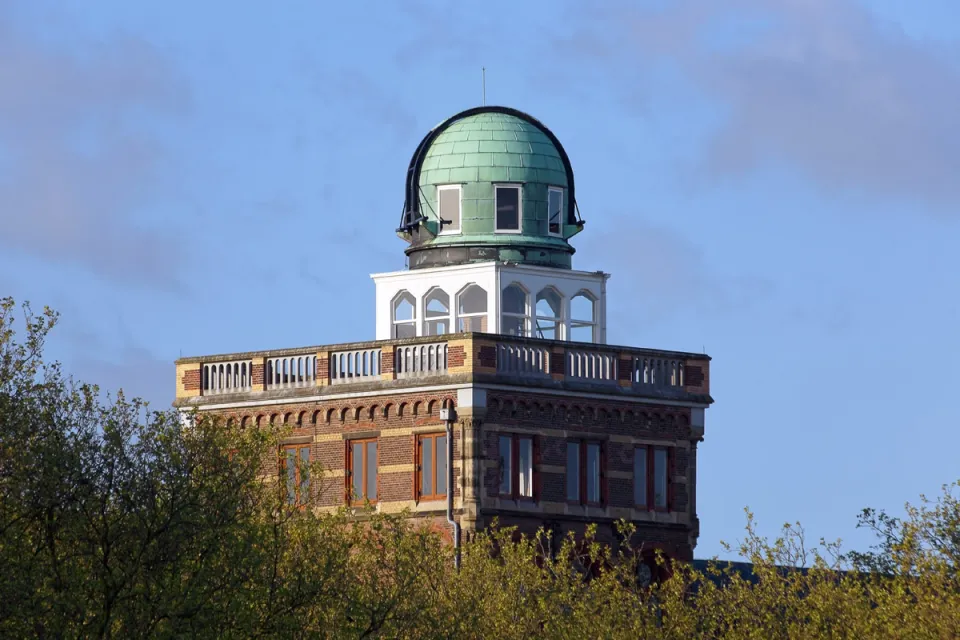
xmin=0 ymin=7 xmax=191 ymax=289
xmin=560 ymin=0 xmax=960 ymax=211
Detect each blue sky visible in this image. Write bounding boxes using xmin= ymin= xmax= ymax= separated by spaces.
xmin=1 ymin=0 xmax=958 ymax=560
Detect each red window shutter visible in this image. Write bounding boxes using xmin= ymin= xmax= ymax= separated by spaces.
xmin=600 ymin=441 xmax=609 ymax=506
xmin=532 ymin=436 xmax=542 ymax=503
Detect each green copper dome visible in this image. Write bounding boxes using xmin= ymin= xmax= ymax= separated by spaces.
xmin=399 ymin=107 xmax=583 ymax=270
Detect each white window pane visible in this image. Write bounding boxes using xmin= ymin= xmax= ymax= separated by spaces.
xmin=518 ymin=438 xmax=533 ymax=498
xmin=439 ymin=187 xmax=460 ymax=233
xmin=634 ymin=448 xmax=647 ymax=507
xmin=502 ymin=316 xmax=526 ymax=336
xmin=393 ymin=323 xmax=416 ymax=339
xmin=534 ymin=320 xmax=558 ymax=340
xmin=570 ymin=323 xmax=595 ymax=343
xmin=571 ymin=294 xmax=594 ymax=323
xmin=499 ymin=435 xmax=512 ymax=495
xmin=286 ymin=450 xmax=297 ymax=504
xmin=393 ymin=293 xmax=415 ymax=321
xmin=367 ymin=441 xmax=378 ymax=501
xmin=300 ymin=447 xmax=310 ymax=496
xmin=536 ymin=289 xmax=561 ymax=318
xmin=548 ymin=189 xmax=562 ymax=235
xmin=458 ymin=285 xmax=487 ymax=315
xmin=496 ymin=186 xmax=520 ymax=230
xmin=436 ymin=435 xmax=447 ymax=496
xmin=586 ymin=443 xmax=601 ymax=503
xmin=654 ymin=448 xmax=668 ymax=508
xmin=502 ymin=285 xmax=526 ymax=314
xmin=421 ymin=437 xmax=433 ymax=496
xmin=352 ymin=442 xmax=363 ymax=500
xmin=566 ymin=442 xmax=579 ymax=502
xmin=426 ymin=290 xmax=449 ymax=317
xmin=458 ymin=315 xmax=488 ymax=332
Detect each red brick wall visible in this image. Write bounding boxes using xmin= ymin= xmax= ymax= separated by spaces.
xmin=182 ymin=369 xmax=200 ymax=391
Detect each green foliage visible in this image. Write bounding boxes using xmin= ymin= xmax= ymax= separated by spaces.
xmin=1 ymin=296 xmax=959 ymax=638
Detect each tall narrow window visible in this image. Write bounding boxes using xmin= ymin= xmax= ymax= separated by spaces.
xmin=457 ymin=284 xmax=488 ymax=332
xmin=634 ymin=445 xmax=672 ymax=511
xmin=281 ymin=444 xmax=310 ymax=506
xmin=570 ymin=292 xmax=597 ymax=343
xmin=566 ymin=441 xmax=580 ymax=502
xmin=417 ymin=433 xmax=447 ymax=501
xmin=498 ymin=435 xmax=512 ymax=496
xmin=586 ymin=443 xmax=601 ymax=504
xmin=392 ymin=292 xmax=416 ymax=339
xmin=438 ymin=185 xmax=461 ymax=234
xmin=424 ymin=288 xmax=450 ymax=336
xmin=634 ymin=446 xmax=648 ymax=508
xmin=348 ymin=439 xmax=378 ymax=504
xmin=499 ymin=433 xmax=536 ymax=500
xmin=654 ymin=447 xmax=668 ymax=510
xmin=501 ymin=284 xmax=529 ymax=336
xmin=534 ymin=288 xmax=563 ymax=340
xmin=567 ymin=440 xmax=605 ymax=506
xmin=548 ymin=187 xmax=563 ymax=236
xmin=495 ymin=185 xmax=521 ymax=232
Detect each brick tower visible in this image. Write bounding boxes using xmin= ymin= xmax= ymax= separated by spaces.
xmin=174 ymin=106 xmax=713 ymax=563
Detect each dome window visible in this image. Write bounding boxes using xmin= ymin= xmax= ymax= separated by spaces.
xmin=548 ymin=187 xmax=563 ymax=237
xmin=457 ymin=284 xmax=488 ymax=332
xmin=437 ymin=185 xmax=461 ymax=235
xmin=424 ymin=288 xmax=451 ymax=336
xmin=570 ymin=292 xmax=597 ymax=342
xmin=534 ymin=288 xmax=563 ymax=340
xmin=494 ymin=185 xmax=522 ymax=233
xmin=392 ymin=291 xmax=417 ymax=339
xmin=501 ymin=284 xmax=529 ymax=336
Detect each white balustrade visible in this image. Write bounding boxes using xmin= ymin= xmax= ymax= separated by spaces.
xmin=631 ymin=357 xmax=683 ymax=388
xmin=331 ymin=348 xmax=382 ymax=384
xmin=496 ymin=343 xmax=550 ymax=377
xmin=396 ymin=343 xmax=448 ymax=378
xmin=202 ymin=360 xmax=254 ymax=395
xmin=566 ymin=350 xmax=617 ymax=382
xmin=266 ymin=355 xmax=317 ymax=389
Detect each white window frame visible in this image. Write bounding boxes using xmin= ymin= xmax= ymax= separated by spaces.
xmin=500 ymin=283 xmax=530 ymax=336
xmin=547 ymin=186 xmax=564 ymax=237
xmin=423 ymin=287 xmax=452 ymax=336
xmin=437 ymin=184 xmax=462 ymax=236
xmin=391 ymin=291 xmax=417 ymax=338
xmin=534 ymin=287 xmax=564 ymax=340
xmin=494 ymin=183 xmax=523 ymax=234
xmin=569 ymin=290 xmax=597 ymax=343
xmin=456 ymin=283 xmax=488 ymax=333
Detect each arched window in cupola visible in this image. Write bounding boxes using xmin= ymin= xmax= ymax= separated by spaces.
xmin=457 ymin=284 xmax=488 ymax=332
xmin=501 ymin=284 xmax=529 ymax=336
xmin=424 ymin=288 xmax=450 ymax=336
xmin=534 ymin=288 xmax=563 ymax=340
xmin=570 ymin=291 xmax=597 ymax=343
xmin=392 ymin=291 xmax=417 ymax=339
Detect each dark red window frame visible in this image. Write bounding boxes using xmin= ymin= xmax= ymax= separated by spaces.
xmin=566 ymin=439 xmax=607 ymax=507
xmin=416 ymin=432 xmax=448 ymax=502
xmin=634 ymin=445 xmax=674 ymax=512
xmin=497 ymin=433 xmax=539 ymax=501
xmin=346 ymin=438 xmax=379 ymax=505
xmin=280 ymin=444 xmax=310 ymax=507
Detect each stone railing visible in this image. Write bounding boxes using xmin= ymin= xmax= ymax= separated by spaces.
xmin=178 ymin=334 xmax=710 ymax=401
xmin=395 ymin=343 xmax=447 ymax=379
xmin=496 ymin=343 xmax=550 ymax=377
xmin=330 ymin=348 xmax=382 ymax=384
xmin=266 ymin=355 xmax=316 ymax=389
xmin=201 ymin=359 xmax=254 ymax=395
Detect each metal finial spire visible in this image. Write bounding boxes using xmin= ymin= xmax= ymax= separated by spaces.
xmin=482 ymin=67 xmax=486 ymax=106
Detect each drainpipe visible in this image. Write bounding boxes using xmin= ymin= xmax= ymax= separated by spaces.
xmin=441 ymin=408 xmax=461 ymax=570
